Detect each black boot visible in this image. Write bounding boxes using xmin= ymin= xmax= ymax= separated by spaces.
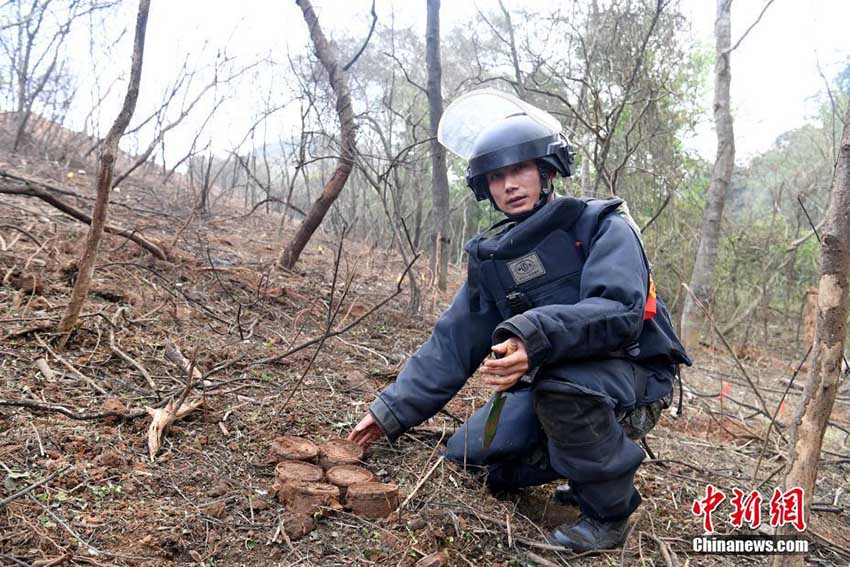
xmin=552 ymin=483 xmax=578 ymax=506
xmin=548 ymin=514 xmax=630 ymax=552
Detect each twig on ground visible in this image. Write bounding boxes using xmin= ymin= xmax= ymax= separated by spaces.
xmin=278 ymin=230 xmax=355 ymax=413
xmin=26 ymin=494 xmax=156 ymax=561
xmin=34 ymin=333 xmax=108 ymax=396
xmin=0 ymin=223 xmax=43 ymax=247
xmin=752 ymin=345 xmax=812 ymax=486
xmin=681 ymin=284 xmax=775 ymax=426
xmin=32 ymin=553 xmax=73 ymax=567
xmin=254 ymin=253 xmax=420 ymax=368
xmin=0 ymin=553 xmax=30 ymax=567
xmin=621 ymin=508 xmax=646 ymax=565
xmin=0 ymin=465 xmax=72 ymax=509
xmin=147 ymin=345 xmax=202 ymax=461
xmin=163 ymin=339 xmax=203 ymax=382
xmin=808 ymin=527 xmax=850 ymax=561
xmin=108 ymin=307 xmax=157 ymax=393
xmin=399 ymin=455 xmax=445 ymax=511
xmin=648 ymin=534 xmax=679 ymax=567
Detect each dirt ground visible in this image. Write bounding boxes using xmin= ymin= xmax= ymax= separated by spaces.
xmin=2 ymin=154 xmax=850 ymax=566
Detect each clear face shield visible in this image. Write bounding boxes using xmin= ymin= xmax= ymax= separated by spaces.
xmin=436 ymin=89 xmax=563 ymax=160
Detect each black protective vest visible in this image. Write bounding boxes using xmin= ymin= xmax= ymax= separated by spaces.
xmin=464 ymin=197 xmax=690 ymax=366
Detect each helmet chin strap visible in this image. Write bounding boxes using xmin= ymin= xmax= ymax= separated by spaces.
xmin=493 ymin=164 xmax=553 ymax=222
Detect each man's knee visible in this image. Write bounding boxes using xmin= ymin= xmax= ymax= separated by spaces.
xmin=533 ymin=381 xmax=614 ymax=448
xmin=445 ymin=388 xmax=542 ymax=465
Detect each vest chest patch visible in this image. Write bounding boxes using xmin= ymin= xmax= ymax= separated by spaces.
xmin=507 ymin=252 xmax=546 ymax=285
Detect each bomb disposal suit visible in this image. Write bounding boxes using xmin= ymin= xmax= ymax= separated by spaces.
xmin=366 ymin=90 xmax=691 ymax=548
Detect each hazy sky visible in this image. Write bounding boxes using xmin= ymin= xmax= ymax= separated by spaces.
xmin=85 ymin=0 xmax=850 ymax=164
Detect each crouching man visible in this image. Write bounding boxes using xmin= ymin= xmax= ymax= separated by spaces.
xmin=349 ymin=91 xmax=691 ymax=552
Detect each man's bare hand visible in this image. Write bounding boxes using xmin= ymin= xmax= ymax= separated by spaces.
xmin=481 ymin=338 xmax=529 ymax=392
xmin=348 ymin=413 xmax=385 ymax=449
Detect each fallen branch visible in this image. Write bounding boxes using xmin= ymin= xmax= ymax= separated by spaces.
xmin=146 ymin=397 xmax=203 ymax=461
xmin=0 ymin=169 xmax=170 ymax=217
xmin=163 ymin=339 xmax=203 ymax=382
xmin=109 ymin=307 xmax=157 ymax=393
xmin=0 ymin=182 xmax=167 ymax=260
xmin=0 ymin=223 xmax=43 ymax=247
xmin=148 ymin=344 xmax=203 ymax=461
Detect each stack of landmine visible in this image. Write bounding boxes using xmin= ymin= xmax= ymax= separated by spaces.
xmin=269 ymin=435 xmax=400 ymax=525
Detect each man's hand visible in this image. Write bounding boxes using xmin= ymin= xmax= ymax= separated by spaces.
xmin=348 ymin=413 xmax=385 ymax=449
xmin=481 ymin=337 xmax=529 ymax=392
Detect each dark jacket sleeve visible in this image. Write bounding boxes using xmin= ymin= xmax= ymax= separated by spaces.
xmin=493 ymin=214 xmax=647 ymax=367
xmin=369 ymin=281 xmax=501 ymax=441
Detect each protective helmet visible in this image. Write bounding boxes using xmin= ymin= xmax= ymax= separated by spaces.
xmin=438 ymin=89 xmax=573 ymax=206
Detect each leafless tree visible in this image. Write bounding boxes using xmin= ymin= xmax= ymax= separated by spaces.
xmin=0 ymin=0 xmax=116 ymax=152
xmin=679 ymin=0 xmax=735 ymax=350
xmin=56 ymin=0 xmax=151 ymax=344
xmin=426 ymin=0 xmax=450 ymax=291
xmin=772 ymin=99 xmax=850 ymax=567
xmin=678 ymin=0 xmax=779 ymax=348
xmin=278 ymin=0 xmax=357 ymax=270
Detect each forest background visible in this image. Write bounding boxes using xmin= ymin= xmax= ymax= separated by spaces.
xmin=1 ymin=0 xmax=850 ymax=565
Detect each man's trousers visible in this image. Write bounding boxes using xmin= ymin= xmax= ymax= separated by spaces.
xmin=445 ymin=359 xmax=673 ymax=521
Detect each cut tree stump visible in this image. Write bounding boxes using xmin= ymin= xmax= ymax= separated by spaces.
xmin=273 ymin=460 xmax=325 ymax=503
xmin=283 ymin=481 xmax=341 ymax=515
xmin=268 ymin=435 xmax=319 ymax=463
xmin=318 ymin=438 xmax=364 ymax=468
xmin=346 ymin=482 xmax=399 ymax=518
xmin=326 ymin=465 xmax=375 ymax=499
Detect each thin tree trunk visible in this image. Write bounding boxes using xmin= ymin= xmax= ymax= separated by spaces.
xmin=772 ymin=100 xmax=850 ymax=567
xmin=413 ymin=180 xmax=423 ymax=250
xmin=55 ymin=0 xmax=151 ymax=345
xmin=679 ymin=0 xmax=735 ymax=350
xmin=580 ymin=137 xmax=593 ymax=197
xmin=497 ymin=0 xmax=525 ymax=100
xmin=278 ymin=0 xmax=356 ymax=269
xmin=426 ymin=0 xmax=450 ymax=291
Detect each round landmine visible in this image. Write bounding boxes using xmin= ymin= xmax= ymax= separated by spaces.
xmin=326 ymin=465 xmax=375 ymax=499
xmin=318 ymin=438 xmax=364 ymax=468
xmin=284 ymin=481 xmax=341 ymax=515
xmin=273 ymin=460 xmax=324 ymax=502
xmin=346 ymin=482 xmax=400 ymax=518
xmin=267 ymin=435 xmax=319 ymax=463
